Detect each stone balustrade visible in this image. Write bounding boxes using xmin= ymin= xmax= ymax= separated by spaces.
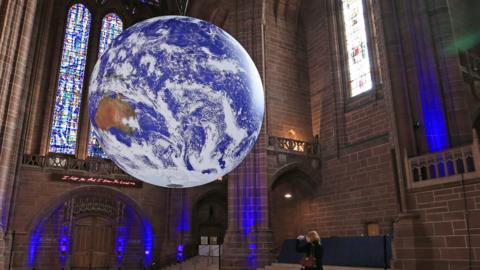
xmin=404 ymin=131 xmax=480 ymax=188
xmin=22 ymin=154 xmax=131 ymax=178
xmin=268 ymin=136 xmax=319 ymax=156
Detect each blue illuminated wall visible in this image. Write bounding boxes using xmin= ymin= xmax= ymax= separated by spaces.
xmin=241 ymin=176 xmax=262 ymax=269
xmin=115 ymin=225 xmax=127 ymax=264
xmin=114 ymin=209 xmax=134 ymax=266
xmin=173 ymin=190 xmax=190 ymax=262
xmin=28 ymin=224 xmax=44 ymax=267
xmin=58 ymin=224 xmax=70 ymax=266
xmin=124 ymin=206 xmax=154 ymax=267
xmin=176 ymin=190 xmax=190 ymax=234
xmin=410 ymin=12 xmax=450 ymax=153
xmin=417 ymin=60 xmax=450 ymax=152
xmin=143 ymin=220 xmax=154 ymax=266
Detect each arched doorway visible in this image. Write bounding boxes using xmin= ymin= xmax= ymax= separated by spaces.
xmin=70 ymin=215 xmax=114 ymax=269
xmin=270 ymin=167 xmax=316 ymax=248
xmin=28 ymin=187 xmax=152 ymax=270
xmin=192 ymin=192 xmax=227 ymax=246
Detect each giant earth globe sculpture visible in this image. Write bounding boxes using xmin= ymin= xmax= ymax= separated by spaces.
xmin=88 ymin=16 xmax=265 ymax=188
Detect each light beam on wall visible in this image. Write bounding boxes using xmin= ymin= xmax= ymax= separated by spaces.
xmin=143 ymin=220 xmax=153 ymax=266
xmin=28 ymin=224 xmax=44 ymax=267
xmin=417 ymin=57 xmax=449 ymax=152
xmin=58 ymin=224 xmax=69 ymax=266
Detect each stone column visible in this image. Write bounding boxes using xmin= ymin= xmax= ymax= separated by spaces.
xmin=221 ymin=1 xmax=274 ymax=269
xmin=391 ymin=213 xmax=420 ymax=270
xmin=0 ymin=0 xmax=39 ymax=268
xmin=221 ymin=130 xmax=274 ymax=270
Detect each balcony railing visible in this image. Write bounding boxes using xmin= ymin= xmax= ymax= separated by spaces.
xmin=404 ymin=131 xmax=480 ymax=189
xmin=268 ymin=136 xmax=319 ymax=156
xmin=22 ymin=154 xmax=132 ymax=178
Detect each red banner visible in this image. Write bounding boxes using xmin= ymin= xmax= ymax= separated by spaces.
xmin=54 ymin=174 xmax=143 ymax=188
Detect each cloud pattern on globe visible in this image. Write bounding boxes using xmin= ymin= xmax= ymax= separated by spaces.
xmin=89 ymin=16 xmax=265 ymax=188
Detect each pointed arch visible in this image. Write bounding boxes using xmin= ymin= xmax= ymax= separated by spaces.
xmin=98 ymin=13 xmax=124 ymax=57
xmin=27 ymin=186 xmax=154 ymax=268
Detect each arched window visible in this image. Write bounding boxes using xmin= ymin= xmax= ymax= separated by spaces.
xmin=342 ymin=0 xmax=373 ymax=97
xmin=49 ymin=4 xmax=91 ymax=154
xmin=87 ymin=13 xmax=123 ymax=158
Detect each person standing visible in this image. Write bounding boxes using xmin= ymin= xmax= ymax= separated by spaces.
xmin=296 ymin=231 xmax=323 ymax=270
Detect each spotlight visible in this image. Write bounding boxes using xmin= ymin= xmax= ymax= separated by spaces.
xmin=284 ymin=193 xmax=292 ymax=199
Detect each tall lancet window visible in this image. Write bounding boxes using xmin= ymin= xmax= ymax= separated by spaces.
xmin=49 ymin=4 xmax=91 ymax=154
xmin=342 ymin=0 xmax=373 ymax=97
xmin=87 ymin=13 xmax=123 ymax=158
xmin=88 ymin=13 xmax=123 ymax=158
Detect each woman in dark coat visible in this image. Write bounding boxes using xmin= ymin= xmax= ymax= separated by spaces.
xmin=296 ymin=231 xmax=323 ymax=270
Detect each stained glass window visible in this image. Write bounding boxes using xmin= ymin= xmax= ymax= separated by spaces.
xmin=342 ymin=0 xmax=373 ymax=97
xmin=49 ymin=4 xmax=91 ymax=154
xmin=87 ymin=13 xmax=123 ymax=158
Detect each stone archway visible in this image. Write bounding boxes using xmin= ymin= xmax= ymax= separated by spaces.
xmin=269 ymin=166 xmax=316 ymax=248
xmin=191 ymin=191 xmax=227 ymax=246
xmin=27 ymin=186 xmax=153 ymax=270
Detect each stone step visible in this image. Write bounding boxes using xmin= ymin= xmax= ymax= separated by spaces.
xmin=325 ymin=266 xmax=388 ymax=270
xmin=161 ymin=256 xmax=219 ymax=270
xmin=259 ymin=263 xmax=388 ymax=270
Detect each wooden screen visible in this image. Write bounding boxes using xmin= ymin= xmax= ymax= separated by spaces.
xmin=71 ymin=216 xmax=114 ymax=269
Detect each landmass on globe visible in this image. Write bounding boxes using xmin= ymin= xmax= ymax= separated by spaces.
xmin=95 ymin=95 xmax=136 ymax=135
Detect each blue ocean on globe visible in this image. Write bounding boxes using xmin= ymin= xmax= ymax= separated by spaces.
xmin=88 ymin=16 xmax=265 ymax=188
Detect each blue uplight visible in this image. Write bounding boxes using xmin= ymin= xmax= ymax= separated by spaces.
xmin=143 ymin=221 xmax=154 ymax=266
xmin=176 ymin=244 xmax=184 ymax=262
xmin=241 ymin=177 xmax=261 ymax=270
xmin=28 ymin=224 xmax=44 ymax=267
xmin=115 ymin=225 xmax=126 ymax=264
xmin=59 ymin=224 xmax=70 ymax=266
xmin=176 ymin=191 xmax=190 ymax=233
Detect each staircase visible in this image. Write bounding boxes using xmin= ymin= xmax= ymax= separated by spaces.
xmin=162 ymin=256 xmax=219 ymax=270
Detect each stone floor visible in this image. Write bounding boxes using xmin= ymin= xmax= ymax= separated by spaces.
xmin=161 ymin=257 xmax=388 ymax=270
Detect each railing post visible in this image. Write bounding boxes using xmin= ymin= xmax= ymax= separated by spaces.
xmin=403 ymin=148 xmax=412 ymax=188
xmin=443 ymin=151 xmax=449 ymax=177
xmin=472 ymin=129 xmax=480 ymax=172
xmin=436 ymin=153 xmax=441 ymax=179
xmin=460 ymin=149 xmax=467 ymax=173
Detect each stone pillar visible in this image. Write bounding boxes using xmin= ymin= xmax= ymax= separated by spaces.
xmin=0 ymin=0 xmax=39 ymax=268
xmin=221 ymin=1 xmax=274 ymax=269
xmin=221 ymin=130 xmax=274 ymax=270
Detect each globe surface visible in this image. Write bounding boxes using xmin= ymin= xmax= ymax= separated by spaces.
xmin=89 ymin=16 xmax=265 ymax=188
